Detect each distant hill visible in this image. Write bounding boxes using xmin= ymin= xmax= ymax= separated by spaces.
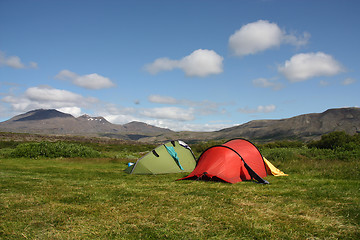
xmin=12 ymin=109 xmax=74 ymax=121
xmin=0 ymin=109 xmax=172 ymax=140
xmin=138 ymin=107 xmax=360 ymax=143
xmin=211 ymin=107 xmax=360 ymax=142
xmin=0 ymin=107 xmax=359 ymax=142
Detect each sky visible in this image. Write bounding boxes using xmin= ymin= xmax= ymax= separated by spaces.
xmin=0 ymin=0 xmax=359 ymax=131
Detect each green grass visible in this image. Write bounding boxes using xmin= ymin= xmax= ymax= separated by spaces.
xmin=0 ymin=141 xmax=359 ymax=239
xmin=9 ymin=141 xmax=101 ymax=159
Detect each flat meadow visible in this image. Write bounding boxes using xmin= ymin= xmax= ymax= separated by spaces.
xmin=0 ymin=133 xmax=359 ymax=239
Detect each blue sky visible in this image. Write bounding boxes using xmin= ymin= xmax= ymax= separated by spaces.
xmin=0 ymin=0 xmax=359 ymax=131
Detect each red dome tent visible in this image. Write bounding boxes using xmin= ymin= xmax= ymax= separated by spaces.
xmin=178 ymin=139 xmax=269 ymax=184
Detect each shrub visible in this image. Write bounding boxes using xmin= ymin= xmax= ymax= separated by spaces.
xmin=0 ymin=140 xmax=19 ymax=149
xmin=308 ymin=131 xmax=360 ymax=150
xmin=10 ymin=141 xmax=101 ymax=159
xmin=260 ymin=148 xmax=298 ymax=162
xmin=259 ymin=140 xmax=304 ymax=149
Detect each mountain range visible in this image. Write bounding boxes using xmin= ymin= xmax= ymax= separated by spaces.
xmin=0 ymin=107 xmax=359 ymax=143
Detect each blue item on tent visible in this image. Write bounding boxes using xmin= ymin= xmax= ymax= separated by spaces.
xmin=127 ymin=162 xmax=134 ymax=167
xmin=165 ymin=145 xmax=184 ymax=170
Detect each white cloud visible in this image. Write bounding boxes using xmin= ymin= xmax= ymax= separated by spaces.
xmin=319 ymin=80 xmax=330 ymax=86
xmin=55 ymin=69 xmax=77 ymax=80
xmin=148 ymin=95 xmax=178 ymax=104
xmin=257 ymin=104 xmax=276 ymax=113
xmin=342 ymin=77 xmax=356 ymax=85
xmin=144 ymin=58 xmax=178 ymax=75
xmin=252 ymin=78 xmax=283 ymax=90
xmin=179 ymin=49 xmax=224 ymax=77
xmin=2 ymin=86 xmax=97 ymax=113
xmin=238 ymin=104 xmax=276 ymax=114
xmin=29 ymin=62 xmax=38 ymax=69
xmin=75 ymin=73 xmax=115 ymax=89
xmin=147 ymin=94 xmax=227 ymax=117
xmin=140 ymin=107 xmax=195 ymax=121
xmin=55 ymin=70 xmax=116 ymax=89
xmin=1 ymin=87 xmax=232 ymax=131
xmin=144 ymin=49 xmax=224 ymax=77
xmin=0 ymin=103 xmax=9 ymax=119
xmin=95 ymin=103 xmax=138 ymax=124
xmin=2 ymin=55 xmax=25 ymax=69
xmin=57 ymin=107 xmax=82 ymax=117
xmin=144 ymin=119 xmax=234 ymax=132
xmin=0 ymin=50 xmax=38 ymax=69
xmin=229 ymin=20 xmax=310 ymax=57
xmin=100 ymin=104 xmax=199 ymax=126
xmin=2 ymin=95 xmax=32 ymax=112
xmin=25 ymin=86 xmax=84 ymax=102
xmin=278 ymin=52 xmax=344 ymax=82
xmin=283 ymin=32 xmax=311 ymax=47
xmin=102 ymin=114 xmax=138 ymax=124
xmin=103 ymin=113 xmax=233 ymax=132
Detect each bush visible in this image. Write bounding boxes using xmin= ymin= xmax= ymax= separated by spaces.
xmin=308 ymin=131 xmax=360 ymax=150
xmin=260 ymin=148 xmax=298 ymax=162
xmin=259 ymin=140 xmax=304 ymax=149
xmin=10 ymin=141 xmax=101 ymax=159
xmin=0 ymin=141 xmax=19 ymax=149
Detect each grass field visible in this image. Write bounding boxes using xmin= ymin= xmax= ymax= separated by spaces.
xmin=0 ymin=139 xmax=359 ymax=239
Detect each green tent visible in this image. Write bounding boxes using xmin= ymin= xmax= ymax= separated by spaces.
xmin=125 ymin=140 xmax=196 ymax=174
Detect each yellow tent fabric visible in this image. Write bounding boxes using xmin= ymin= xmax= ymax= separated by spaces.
xmin=263 ymin=157 xmax=288 ymax=176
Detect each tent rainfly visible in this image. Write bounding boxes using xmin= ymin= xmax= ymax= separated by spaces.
xmin=178 ymin=138 xmax=287 ymax=184
xmin=125 ymin=140 xmax=196 ymax=174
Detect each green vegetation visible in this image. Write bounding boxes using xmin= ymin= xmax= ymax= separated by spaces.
xmin=9 ymin=141 xmax=101 ymax=159
xmin=87 ymin=142 xmax=155 ymax=160
xmin=0 ymin=133 xmax=359 ymax=239
xmin=308 ymin=131 xmax=360 ymax=150
xmin=260 ymin=140 xmax=305 ymax=149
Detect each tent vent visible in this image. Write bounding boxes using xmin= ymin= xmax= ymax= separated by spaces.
xmin=152 ymin=150 xmax=159 ymax=157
